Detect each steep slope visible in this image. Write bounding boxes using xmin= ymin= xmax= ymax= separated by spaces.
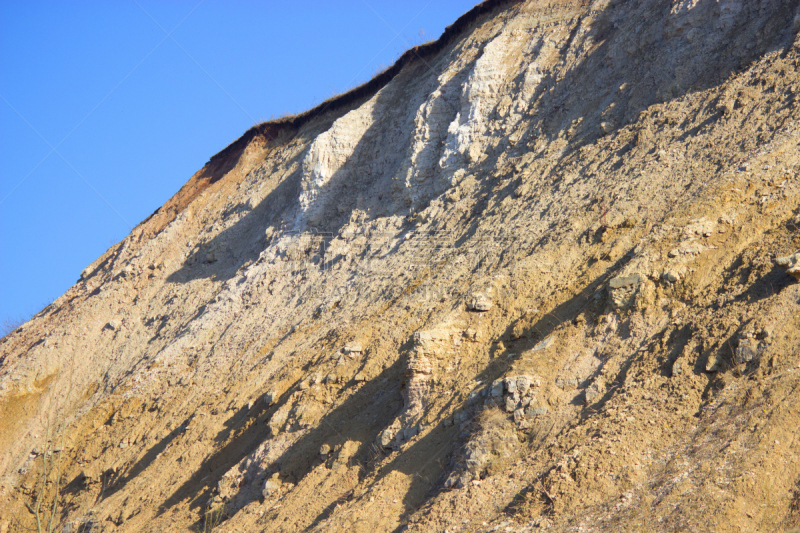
xmin=2 ymin=0 xmax=800 ymax=531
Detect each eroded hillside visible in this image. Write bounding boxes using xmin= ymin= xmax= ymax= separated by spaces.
xmin=2 ymin=0 xmax=800 ymax=532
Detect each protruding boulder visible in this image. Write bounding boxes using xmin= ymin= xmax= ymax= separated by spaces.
xmin=378 ymin=343 xmax=434 ymax=450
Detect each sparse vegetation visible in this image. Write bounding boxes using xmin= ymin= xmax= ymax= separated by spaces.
xmin=203 ymin=504 xmax=226 ymax=533
xmin=1 ymin=314 xmax=26 ymax=337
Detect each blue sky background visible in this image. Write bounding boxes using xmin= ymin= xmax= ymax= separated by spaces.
xmin=0 ymin=0 xmax=477 ymax=329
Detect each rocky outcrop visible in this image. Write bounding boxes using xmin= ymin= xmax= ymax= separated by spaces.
xmin=775 ymin=250 xmax=800 ymax=280
xmin=379 ymin=343 xmax=433 ymax=449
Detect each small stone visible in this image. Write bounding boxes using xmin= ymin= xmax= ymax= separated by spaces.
xmin=490 ymin=379 xmax=504 ymax=398
xmin=734 ymin=338 xmax=759 ymax=364
xmin=705 ymin=354 xmax=720 ymax=372
xmin=662 ymin=271 xmax=681 ymax=283
xmin=504 ymin=377 xmax=517 ymax=394
xmin=464 ymin=328 xmax=478 ymax=341
xmin=343 ymin=343 xmax=363 ymax=355
xmin=513 ymin=408 xmax=526 ymax=422
xmin=467 ymin=293 xmax=493 ymax=312
xmin=319 ymin=444 xmax=331 ymax=456
xmin=299 ymin=380 xmax=310 ymax=391
xmin=264 ymin=391 xmax=277 ymax=405
xmin=775 ymin=250 xmax=800 ymax=280
xmin=505 ymin=396 xmax=518 ymax=413
xmin=555 ymin=377 xmax=578 ymax=389
xmin=379 ymin=428 xmax=397 ymax=448
xmin=516 ymin=376 xmax=531 ymax=396
xmin=530 ymin=337 xmax=553 ymax=352
xmin=672 ymin=362 xmax=682 ymax=376
xmin=354 ymin=372 xmax=367 ymax=382
xmin=585 ymin=383 xmax=602 ymax=403
xmin=468 ymin=389 xmax=483 ymax=403
xmin=609 ymin=274 xmax=642 ymax=289
xmin=403 ymin=425 xmax=420 ymax=440
xmin=324 ymin=374 xmax=339 ymax=384
xmin=525 ymin=406 xmax=549 ymax=417
xmin=262 ymin=477 xmax=281 ymax=497
xmin=600 ymin=121 xmax=612 ymax=134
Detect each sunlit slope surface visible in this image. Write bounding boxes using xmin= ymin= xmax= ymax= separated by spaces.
xmin=2 ymin=1 xmax=800 ymax=531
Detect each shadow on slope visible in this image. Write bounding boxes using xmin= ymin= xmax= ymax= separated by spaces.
xmin=142 ymin=0 xmax=798 ymax=529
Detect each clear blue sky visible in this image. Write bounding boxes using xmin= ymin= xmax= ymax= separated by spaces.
xmin=0 ymin=0 xmax=477 ymax=328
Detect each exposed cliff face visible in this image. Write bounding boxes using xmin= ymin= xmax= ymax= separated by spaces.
xmin=2 ymin=1 xmax=800 ymax=532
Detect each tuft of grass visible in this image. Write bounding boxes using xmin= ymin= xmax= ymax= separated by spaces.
xmin=203 ymin=504 xmax=226 ymax=533
xmin=1 ymin=314 xmax=27 ymax=337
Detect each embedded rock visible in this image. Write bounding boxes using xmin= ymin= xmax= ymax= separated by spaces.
xmin=343 ymin=342 xmax=363 ymax=355
xmin=467 ymin=293 xmax=493 ymax=312
xmin=734 ymin=335 xmax=761 ymax=365
xmin=775 ymin=251 xmax=800 ymax=280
